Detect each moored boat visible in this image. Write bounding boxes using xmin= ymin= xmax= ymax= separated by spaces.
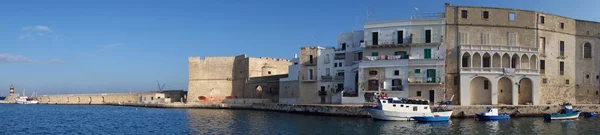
xmin=475 ymin=107 xmax=510 ymax=120
xmin=364 ymin=96 xmax=453 ymax=121
xmin=582 ymin=112 xmax=598 ymax=118
xmin=543 ymin=103 xmax=580 ymax=120
xmin=411 ymin=115 xmax=450 ymax=122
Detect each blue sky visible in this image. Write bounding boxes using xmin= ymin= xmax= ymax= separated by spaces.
xmin=1 ymin=0 xmax=598 ymax=95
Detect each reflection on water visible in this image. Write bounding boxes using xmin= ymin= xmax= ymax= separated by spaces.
xmin=186 ymin=109 xmax=600 ymax=135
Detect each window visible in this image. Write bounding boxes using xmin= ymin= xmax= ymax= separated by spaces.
xmin=394 ymin=70 xmax=400 ymax=76
xmin=372 ymin=32 xmax=379 ymax=45
xmin=309 ymin=55 xmax=314 ymax=64
xmin=325 ymin=54 xmax=330 ymax=64
xmin=309 ymin=69 xmax=314 ymax=80
xmin=392 ymin=79 xmax=402 ymax=91
xmin=413 ymin=107 xmax=418 ymax=111
xmin=587 ymin=74 xmax=590 ymax=79
xmin=482 ymin=11 xmax=489 ymax=19
xmin=543 ymin=78 xmax=547 ymax=83
xmin=482 ymin=55 xmax=490 ymax=67
xmin=334 ymin=63 xmax=337 ymax=67
xmin=509 ymin=12 xmax=515 ymax=21
xmin=339 ymin=62 xmax=343 ymax=67
xmin=369 ymin=71 xmax=378 ymax=75
xmin=397 ymin=30 xmax=404 ymax=44
xmin=368 ymin=80 xmax=379 ymax=91
xmin=540 ymin=60 xmax=545 ymax=74
xmin=415 ymin=69 xmax=421 ymax=74
xmin=559 ymin=61 xmax=564 ymax=75
xmin=341 ymin=43 xmax=346 ymax=50
xmin=540 ymin=16 xmax=545 ymax=24
xmin=481 ymin=33 xmax=490 ymax=45
xmin=484 ymin=80 xmax=489 ymax=89
xmin=337 ymin=72 xmax=344 ymax=76
xmin=560 ymin=41 xmax=565 ymax=56
xmin=357 ymin=52 xmax=363 ymax=61
xmin=539 ymin=37 xmax=546 ymax=54
xmin=462 ymin=57 xmax=469 ymax=67
xmin=268 ymin=71 xmax=272 ymax=75
xmin=425 ymin=29 xmax=432 ymax=43
xmin=417 ymin=91 xmax=422 ymax=96
xmin=566 ymin=79 xmax=570 ymax=84
xmin=371 ymin=52 xmax=379 ymax=56
xmin=461 ymin=10 xmax=468 ymax=18
xmin=325 ymin=68 xmax=330 ymax=76
xmin=584 ymin=43 xmax=592 ymax=58
xmin=424 ymin=48 xmax=432 ymax=59
xmin=507 ymin=32 xmax=517 ymax=46
xmin=392 ymin=104 xmax=395 ymax=107
xmin=560 ymin=23 xmax=565 ymax=29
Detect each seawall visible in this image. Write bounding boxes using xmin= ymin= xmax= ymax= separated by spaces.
xmin=8 ymin=102 xmax=600 ymax=118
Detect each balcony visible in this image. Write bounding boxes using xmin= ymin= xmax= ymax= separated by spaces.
xmin=408 ymin=77 xmax=442 ymax=85
xmin=391 ymin=86 xmax=403 ymax=91
xmin=318 ymin=90 xmax=327 ymax=96
xmin=366 ymin=36 xmax=443 ymax=48
xmin=460 ymin=67 xmax=539 ymax=75
xmin=364 ymin=55 xmax=408 ymax=61
xmin=301 ymin=76 xmax=317 ymax=82
xmin=334 ymin=54 xmax=345 ymax=60
xmin=302 ymin=62 xmax=316 ymax=66
xmin=460 ymin=44 xmax=538 ymax=53
xmin=321 ymin=75 xmax=333 ymax=81
xmin=334 ymin=76 xmax=344 ymax=81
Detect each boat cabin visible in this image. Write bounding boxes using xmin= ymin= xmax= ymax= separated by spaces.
xmin=481 ymin=107 xmax=499 ymax=116
xmin=376 ymin=97 xmax=432 ymax=113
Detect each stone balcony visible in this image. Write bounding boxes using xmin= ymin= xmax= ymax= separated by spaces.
xmin=460 ymin=44 xmax=538 ymax=53
xmin=460 ymin=67 xmax=539 ymax=75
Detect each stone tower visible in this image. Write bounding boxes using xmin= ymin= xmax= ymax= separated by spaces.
xmin=9 ymin=85 xmax=14 ymax=95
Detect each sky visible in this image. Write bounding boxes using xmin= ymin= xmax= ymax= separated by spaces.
xmin=1 ymin=0 xmax=599 ymax=95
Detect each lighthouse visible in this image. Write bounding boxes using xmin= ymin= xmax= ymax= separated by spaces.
xmin=9 ymin=85 xmax=14 ymax=95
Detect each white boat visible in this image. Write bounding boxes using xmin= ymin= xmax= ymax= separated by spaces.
xmin=16 ymin=96 xmax=39 ymax=104
xmin=364 ymin=97 xmax=453 ymax=121
xmin=15 ymin=89 xmax=39 ymax=104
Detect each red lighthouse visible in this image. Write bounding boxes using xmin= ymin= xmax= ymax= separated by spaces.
xmin=10 ymin=85 xmax=14 ymax=95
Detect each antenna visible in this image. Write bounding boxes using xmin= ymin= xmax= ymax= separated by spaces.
xmin=156 ymin=80 xmax=166 ymax=91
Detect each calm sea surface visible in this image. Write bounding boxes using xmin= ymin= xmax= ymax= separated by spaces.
xmin=1 ymin=104 xmax=599 ymax=135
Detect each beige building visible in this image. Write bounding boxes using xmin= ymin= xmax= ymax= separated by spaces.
xmin=188 ymin=54 xmax=291 ymax=102
xmin=443 ymin=3 xmax=600 ymax=105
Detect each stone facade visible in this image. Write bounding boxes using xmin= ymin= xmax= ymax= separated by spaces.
xmin=188 ymin=54 xmax=291 ymax=102
xmin=444 ymin=3 xmax=600 ymax=105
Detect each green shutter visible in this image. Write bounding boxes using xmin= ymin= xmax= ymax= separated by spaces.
xmin=415 ymin=69 xmax=421 ymax=74
xmin=427 ymin=69 xmax=436 ymax=83
xmin=372 ymin=52 xmax=379 ymax=56
xmin=424 ymin=49 xmax=431 ymax=59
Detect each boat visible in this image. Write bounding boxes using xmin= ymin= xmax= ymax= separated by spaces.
xmin=411 ymin=115 xmax=450 ymax=122
xmin=543 ymin=103 xmax=580 ymax=120
xmin=0 ymin=96 xmax=5 ymax=100
xmin=582 ymin=112 xmax=598 ymax=118
xmin=14 ymin=89 xmax=39 ymax=104
xmin=16 ymin=96 xmax=39 ymax=104
xmin=475 ymin=107 xmax=510 ymax=120
xmin=364 ymin=96 xmax=453 ymax=121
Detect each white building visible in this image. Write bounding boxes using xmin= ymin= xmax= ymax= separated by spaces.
xmin=357 ymin=14 xmax=447 ymax=104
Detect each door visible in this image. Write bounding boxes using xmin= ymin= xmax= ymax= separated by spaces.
xmin=372 ymin=32 xmax=379 ymax=45
xmin=397 ymin=30 xmax=404 ymax=44
xmin=424 ymin=49 xmax=432 ymax=59
xmin=368 ymin=80 xmax=379 ymax=91
xmin=426 ymin=69 xmax=436 ymax=83
xmin=429 ymin=90 xmax=435 ymax=103
xmin=425 ymin=30 xmax=432 ymax=43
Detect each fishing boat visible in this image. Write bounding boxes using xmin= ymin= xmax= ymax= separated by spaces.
xmin=364 ymin=95 xmax=453 ymax=121
xmin=411 ymin=115 xmax=450 ymax=122
xmin=582 ymin=112 xmax=598 ymax=118
xmin=543 ymin=103 xmax=580 ymax=120
xmin=15 ymin=89 xmax=39 ymax=104
xmin=475 ymin=107 xmax=510 ymax=120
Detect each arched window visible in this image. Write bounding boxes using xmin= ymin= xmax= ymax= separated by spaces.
xmin=584 ymin=43 xmax=592 ymax=58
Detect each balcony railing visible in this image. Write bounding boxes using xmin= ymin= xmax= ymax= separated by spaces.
xmin=364 ymin=55 xmax=408 ymax=61
xmin=408 ymin=77 xmax=442 ymax=84
xmin=301 ymin=76 xmax=317 ymax=82
xmin=391 ymin=86 xmax=403 ymax=91
xmin=334 ymin=55 xmax=345 ymax=60
xmin=460 ymin=67 xmax=539 ymax=74
xmin=321 ymin=75 xmax=332 ymax=81
xmin=460 ymin=44 xmax=538 ymax=53
xmin=366 ymin=36 xmax=443 ymax=48
xmin=334 ymin=76 xmax=344 ymax=81
xmin=302 ymin=62 xmax=316 ymax=66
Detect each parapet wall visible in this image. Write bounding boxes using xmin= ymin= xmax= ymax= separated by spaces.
xmin=37 ymin=93 xmax=140 ymax=104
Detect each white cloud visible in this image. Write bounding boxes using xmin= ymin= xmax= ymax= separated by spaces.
xmin=0 ymin=53 xmax=63 ymax=64
xmin=17 ymin=33 xmax=32 ymax=40
xmin=38 ymin=33 xmax=44 ymax=37
xmin=22 ymin=25 xmax=51 ymax=32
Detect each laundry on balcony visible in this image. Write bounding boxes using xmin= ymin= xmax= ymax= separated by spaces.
xmin=364 ymin=55 xmax=404 ymax=61
xmin=502 ymin=68 xmax=515 ymax=76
